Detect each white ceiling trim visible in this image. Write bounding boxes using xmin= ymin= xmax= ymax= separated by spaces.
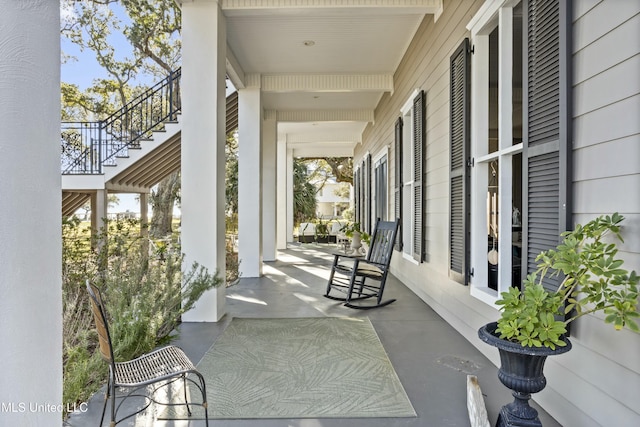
xmin=261 ymin=73 xmax=393 ymax=93
xmin=221 ymin=0 xmax=442 ymax=15
xmin=226 ymin=45 xmax=245 ymax=89
xmin=289 ymin=142 xmax=355 ymax=158
xmin=276 ymin=109 xmax=373 ymax=122
xmin=285 ymin=132 xmax=362 ymax=144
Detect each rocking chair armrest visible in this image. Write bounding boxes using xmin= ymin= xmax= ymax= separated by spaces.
xmin=331 ymin=252 xmax=364 ymax=261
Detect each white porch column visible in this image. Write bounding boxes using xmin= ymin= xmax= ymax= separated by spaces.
xmin=238 ymin=85 xmax=263 ymax=277
xmin=287 ymin=148 xmax=295 ymax=243
xmin=0 ymin=1 xmax=61 ymax=424
xmin=181 ymin=0 xmax=226 ymax=321
xmin=276 ymin=139 xmax=288 ymax=249
xmin=262 ymin=112 xmax=277 ymax=261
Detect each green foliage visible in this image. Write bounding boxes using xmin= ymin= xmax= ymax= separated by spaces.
xmin=293 ymin=160 xmax=317 ymax=225
xmin=496 ymin=213 xmax=639 ymax=349
xmin=62 ymin=218 xmax=223 ymax=416
xmin=315 ymin=215 xmax=329 ymax=239
xmin=340 ymin=222 xmax=371 ymax=245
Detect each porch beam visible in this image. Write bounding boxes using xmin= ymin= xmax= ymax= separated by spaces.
xmin=290 ymin=143 xmax=355 ymax=158
xmin=261 ymin=74 xmax=393 ymax=93
xmin=221 ymin=0 xmax=442 ymax=16
xmin=276 ymin=109 xmax=374 ymax=123
xmin=105 ymin=183 xmax=150 ymax=194
xmin=226 ymin=43 xmax=245 ymax=89
xmin=286 ymin=132 xmax=362 ymax=144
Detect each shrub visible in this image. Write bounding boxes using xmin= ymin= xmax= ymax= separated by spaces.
xmin=62 ymin=218 xmax=223 ymax=417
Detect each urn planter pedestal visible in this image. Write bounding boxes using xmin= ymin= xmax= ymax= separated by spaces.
xmin=478 ymin=322 xmax=571 ymax=427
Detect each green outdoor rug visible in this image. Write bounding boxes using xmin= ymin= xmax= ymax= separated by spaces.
xmin=160 ymin=317 xmax=416 ymax=419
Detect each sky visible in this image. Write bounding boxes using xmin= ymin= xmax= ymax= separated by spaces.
xmin=61 ymin=2 xmax=172 ymax=215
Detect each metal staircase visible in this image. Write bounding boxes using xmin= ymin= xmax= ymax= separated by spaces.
xmin=61 ymin=69 xmax=239 ymax=217
xmin=61 ymin=69 xmax=182 ymax=217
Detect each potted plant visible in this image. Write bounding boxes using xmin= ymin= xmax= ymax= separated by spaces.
xmin=298 ymin=222 xmax=315 ymax=243
xmin=340 ymin=222 xmax=370 ymax=253
xmin=478 ymin=213 xmax=639 ymax=426
xmin=315 ymin=216 xmax=330 ymax=244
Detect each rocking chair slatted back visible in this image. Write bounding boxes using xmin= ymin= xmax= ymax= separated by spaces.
xmin=324 ymin=218 xmax=400 ymax=309
xmin=367 ymin=220 xmax=397 ymax=267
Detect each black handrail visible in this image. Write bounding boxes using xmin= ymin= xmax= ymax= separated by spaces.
xmin=61 ymin=68 xmax=181 ymax=175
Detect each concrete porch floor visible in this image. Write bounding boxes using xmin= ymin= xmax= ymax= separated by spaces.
xmin=65 ymin=243 xmax=561 ymax=427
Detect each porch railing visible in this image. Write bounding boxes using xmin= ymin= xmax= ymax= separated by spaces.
xmin=61 ymin=68 xmax=181 ymax=174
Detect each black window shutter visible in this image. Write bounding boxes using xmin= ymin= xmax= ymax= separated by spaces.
xmin=394 ymin=117 xmax=403 ymax=251
xmin=523 ymin=0 xmax=571 ymax=293
xmin=413 ymin=90 xmax=425 ymax=263
xmin=365 ymin=154 xmax=372 ymax=234
xmin=449 ymin=38 xmax=471 ymax=284
xmin=354 ymin=166 xmax=360 ymax=225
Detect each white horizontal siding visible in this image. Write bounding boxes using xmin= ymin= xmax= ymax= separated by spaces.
xmin=573 ymin=54 xmax=640 ymax=116
xmin=568 ymin=1 xmax=640 ymax=425
xmin=573 ymin=13 xmax=640 ymax=84
xmin=573 ymin=94 xmax=640 ymax=148
xmin=573 ymin=0 xmax=640 ymax=51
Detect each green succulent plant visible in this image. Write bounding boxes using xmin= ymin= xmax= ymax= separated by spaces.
xmin=495 ymin=213 xmax=639 ymax=349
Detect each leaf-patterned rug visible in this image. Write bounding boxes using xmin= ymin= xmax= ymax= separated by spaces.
xmin=160 ymin=317 xmax=416 ymax=419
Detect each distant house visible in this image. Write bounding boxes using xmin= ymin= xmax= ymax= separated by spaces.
xmin=314 ymin=181 xmax=351 ymax=219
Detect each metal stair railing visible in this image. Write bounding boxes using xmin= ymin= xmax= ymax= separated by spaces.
xmin=61 ymin=68 xmax=181 ymax=175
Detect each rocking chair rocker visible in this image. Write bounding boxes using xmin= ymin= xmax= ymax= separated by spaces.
xmin=324 ymin=218 xmax=400 ymax=309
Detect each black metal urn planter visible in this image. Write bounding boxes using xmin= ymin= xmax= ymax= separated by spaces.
xmin=479 ymin=322 xmax=571 ymax=427
xmin=478 ymin=214 xmax=639 ymax=427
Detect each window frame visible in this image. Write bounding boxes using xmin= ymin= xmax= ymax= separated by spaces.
xmin=468 ymin=1 xmax=523 ymax=305
xmin=373 ymin=148 xmax=389 ymax=222
xmin=400 ymin=89 xmax=425 ymax=264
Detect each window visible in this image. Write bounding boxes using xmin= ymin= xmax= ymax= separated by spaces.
xmin=468 ymin=1 xmax=524 ymax=304
xmin=400 ymin=89 xmax=425 ymax=263
xmin=466 ymin=0 xmax=570 ymax=305
xmin=373 ymin=151 xmax=388 ymax=222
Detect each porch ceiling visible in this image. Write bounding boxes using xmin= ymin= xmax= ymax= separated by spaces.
xmin=213 ymin=0 xmax=443 ymax=158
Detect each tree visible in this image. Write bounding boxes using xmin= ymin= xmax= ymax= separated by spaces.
xmin=225 ymin=131 xmax=239 ymax=216
xmin=293 ymin=160 xmax=317 ymax=225
xmin=303 ymin=157 xmax=353 ymax=183
xmin=62 ymin=0 xmax=182 ymax=237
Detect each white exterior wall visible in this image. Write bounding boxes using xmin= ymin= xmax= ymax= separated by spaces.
xmin=0 ymin=1 xmax=62 ymax=424
xmin=552 ymin=2 xmax=640 ymax=426
xmin=358 ymin=1 xmax=640 ymax=426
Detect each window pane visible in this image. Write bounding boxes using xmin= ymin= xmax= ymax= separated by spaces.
xmin=512 ymin=2 xmax=523 ymax=146
xmin=488 ymin=25 xmax=499 ymax=154
xmin=512 ymin=153 xmax=522 ymax=289
xmin=487 ymin=159 xmax=499 ymax=290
